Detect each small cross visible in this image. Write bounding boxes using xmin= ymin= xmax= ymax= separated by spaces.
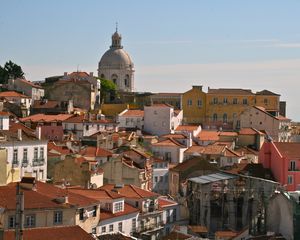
xmin=116 ymin=22 xmax=118 ymax=32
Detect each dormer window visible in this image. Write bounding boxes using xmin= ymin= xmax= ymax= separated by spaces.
xmin=114 ymin=201 xmax=123 ymax=213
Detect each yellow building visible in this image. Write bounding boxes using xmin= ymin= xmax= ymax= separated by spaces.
xmin=0 ymin=148 xmax=20 ymax=186
xmin=182 ymin=86 xmax=281 ymax=129
xmin=182 ymin=86 xmax=206 ymax=124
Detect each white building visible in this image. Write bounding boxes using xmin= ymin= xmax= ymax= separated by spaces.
xmin=63 ymin=114 xmax=117 ymax=140
xmin=98 ymin=28 xmax=134 ymax=92
xmin=151 ymin=138 xmax=187 ymax=164
xmin=118 ymin=109 xmax=144 ymax=130
xmin=69 ymin=188 xmax=139 ymax=237
xmin=8 ymin=78 xmax=44 ymax=101
xmin=0 ymin=121 xmax=48 ymax=182
xmin=0 ymin=112 xmax=10 ymax=130
xmin=0 ymin=91 xmax=32 ymax=116
xmin=240 ymin=106 xmax=291 ymax=142
xmin=144 ymin=104 xmax=183 ymax=136
xmin=152 ymin=159 xmax=169 ymax=195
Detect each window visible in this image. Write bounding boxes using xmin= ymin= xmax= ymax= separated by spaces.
xmin=34 ymin=147 xmax=38 ymax=160
xmin=13 ymin=149 xmax=18 ymax=165
xmin=197 ymin=99 xmax=202 ymax=107
xmin=54 ymin=211 xmax=63 ymax=225
xmin=173 ymin=209 xmax=177 ymax=222
xmin=223 ymin=98 xmax=228 ymax=104
xmin=289 ymin=161 xmax=296 ymax=171
xmin=155 ymin=176 xmax=158 ymax=183
xmin=159 ymin=176 xmax=163 ymax=182
xmin=135 ymin=201 xmax=139 ymax=208
xmin=132 ymin=218 xmax=136 ymax=232
xmin=79 ymin=208 xmax=84 ymax=220
xmin=165 ymin=152 xmax=171 ymax=161
xmin=233 ymin=98 xmax=238 ymax=104
xmin=39 ymin=147 xmax=44 ymax=160
xmin=213 ymin=98 xmax=218 ymax=104
xmin=187 ymin=99 xmax=192 ymax=106
xmin=223 ymin=113 xmax=228 ymax=123
xmin=118 ymin=222 xmax=123 ymax=232
xmin=85 ymin=125 xmax=89 ymax=131
xmin=93 ymin=206 xmax=97 ymax=217
xmin=264 ymin=98 xmax=268 ymax=105
xmin=288 ymin=175 xmax=293 ymax=184
xmin=23 ymin=148 xmax=28 ymax=163
xmin=92 ymin=227 xmax=96 ymax=234
xmin=243 ymin=98 xmax=248 ymax=105
xmin=166 ymin=209 xmax=170 ymax=223
xmin=25 ymin=214 xmax=35 ymax=228
xmin=124 ymin=79 xmax=128 ymax=86
xmin=8 ymin=216 xmax=15 ymax=228
xmin=102 ymin=226 xmax=106 ymax=233
xmin=109 ymin=224 xmax=114 ymax=232
xmin=213 ymin=113 xmax=218 ymax=122
xmin=114 ymin=202 xmax=123 ymax=213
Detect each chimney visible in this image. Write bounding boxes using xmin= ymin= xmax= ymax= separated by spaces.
xmin=20 ymin=177 xmax=36 ymax=191
xmin=64 ymin=72 xmax=68 ymax=77
xmin=17 ymin=129 xmax=22 ymax=141
xmin=192 ymin=85 xmax=203 ymax=91
xmin=186 ymin=132 xmax=192 ymax=147
xmin=36 ymin=126 xmax=41 ymax=140
xmin=89 ymin=72 xmax=93 ymax=77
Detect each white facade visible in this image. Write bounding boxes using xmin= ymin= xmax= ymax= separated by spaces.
xmin=0 ymin=114 xmax=9 ymax=130
xmin=152 ymin=161 xmax=169 ymax=195
xmin=0 ymin=138 xmax=48 ymax=182
xmin=240 ymin=106 xmax=291 ymax=142
xmin=118 ymin=109 xmax=144 ymax=129
xmin=151 ymin=144 xmax=187 ymax=164
xmin=161 ymin=202 xmax=180 ymax=236
xmin=98 ymin=30 xmax=134 ymax=92
xmin=8 ymin=78 xmax=44 ymax=101
xmin=144 ymin=105 xmax=183 ymax=136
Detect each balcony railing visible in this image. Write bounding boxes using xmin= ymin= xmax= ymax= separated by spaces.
xmin=134 ymin=221 xmax=164 ymax=233
xmin=33 ymin=158 xmax=45 ymax=166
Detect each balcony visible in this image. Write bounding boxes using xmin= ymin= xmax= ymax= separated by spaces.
xmin=22 ymin=160 xmax=28 ymax=167
xmin=33 ymin=158 xmax=45 ymax=167
xmin=134 ymin=221 xmax=164 ymax=233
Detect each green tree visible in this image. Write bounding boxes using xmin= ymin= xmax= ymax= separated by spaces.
xmin=98 ymin=78 xmax=116 ymax=103
xmin=0 ymin=60 xmax=24 ymax=84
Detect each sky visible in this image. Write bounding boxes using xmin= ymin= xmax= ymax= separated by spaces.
xmin=1 ymin=0 xmax=300 ymax=120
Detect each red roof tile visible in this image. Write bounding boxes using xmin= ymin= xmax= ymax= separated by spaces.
xmin=17 ymin=78 xmax=43 ymax=89
xmin=120 ymin=109 xmax=144 ymax=117
xmin=0 ymin=91 xmax=30 ymax=98
xmin=152 ymin=138 xmax=186 ymax=147
xmin=219 ymin=131 xmax=238 ymax=137
xmin=99 ymin=184 xmax=159 ymax=199
xmin=4 ymin=225 xmax=95 ymax=240
xmin=176 ymin=125 xmax=199 ymax=131
xmin=198 ymin=130 xmax=219 ymax=141
xmin=80 ymin=146 xmax=112 ymax=158
xmin=215 ymin=231 xmax=238 ymax=238
xmin=0 ymin=111 xmax=10 ymax=116
xmin=239 ymin=128 xmax=264 ymax=135
xmin=273 ymin=142 xmax=300 ymax=159
xmin=100 ymin=203 xmax=139 ymax=221
xmin=158 ymin=198 xmax=177 ymax=209
xmin=20 ymin=114 xmax=73 ymax=123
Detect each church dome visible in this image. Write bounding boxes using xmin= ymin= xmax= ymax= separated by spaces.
xmin=99 ymin=48 xmax=134 ymax=69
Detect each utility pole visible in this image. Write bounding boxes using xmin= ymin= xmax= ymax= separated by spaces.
xmin=15 ymin=183 xmax=24 ymax=240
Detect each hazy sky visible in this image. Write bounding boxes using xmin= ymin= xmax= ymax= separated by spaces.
xmin=1 ymin=0 xmax=300 ymax=120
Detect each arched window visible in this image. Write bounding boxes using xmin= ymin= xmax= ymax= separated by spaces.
xmin=223 ymin=113 xmax=228 ymax=123
xmin=111 ymin=74 xmax=118 ymax=85
xmin=124 ymin=79 xmax=128 ymax=87
xmin=100 ymin=74 xmax=105 ymax=79
xmin=213 ymin=114 xmax=218 ymax=122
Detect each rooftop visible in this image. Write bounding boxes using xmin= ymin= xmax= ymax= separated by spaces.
xmin=208 ymin=88 xmax=254 ymax=95
xmin=119 ymin=109 xmax=144 ymax=117
xmin=189 ymin=172 xmax=236 ymax=184
xmin=0 ymin=90 xmax=30 ymax=98
xmin=273 ymin=142 xmax=300 ymax=159
xmin=20 ymin=113 xmax=73 ymax=123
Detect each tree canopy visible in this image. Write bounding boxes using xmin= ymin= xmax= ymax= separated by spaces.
xmin=97 ymin=78 xmax=117 ymax=104
xmin=0 ymin=60 xmax=24 ymax=84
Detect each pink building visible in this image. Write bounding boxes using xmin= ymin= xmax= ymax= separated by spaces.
xmin=259 ymin=142 xmax=300 ymax=191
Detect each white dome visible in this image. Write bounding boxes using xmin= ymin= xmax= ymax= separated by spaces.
xmin=99 ymin=48 xmax=134 ymax=69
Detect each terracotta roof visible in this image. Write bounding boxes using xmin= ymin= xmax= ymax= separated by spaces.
xmin=79 ymin=146 xmax=112 ymax=158
xmin=253 ymin=106 xmax=290 ymax=121
xmin=99 ymin=233 xmax=136 ymax=240
xmin=219 ymin=131 xmax=238 ymax=137
xmin=176 ymin=125 xmax=199 ymax=131
xmin=4 ymin=225 xmax=95 ymax=240
xmin=161 ymin=231 xmax=192 ymax=240
xmin=68 ymin=71 xmax=90 ymax=78
xmin=32 ymin=100 xmax=61 ymax=109
xmin=152 ymin=92 xmax=182 ymax=97
xmin=185 ymin=145 xmax=226 ymax=155
xmin=158 ymin=198 xmax=177 ymax=209
xmin=224 ymin=148 xmax=241 ymax=157
xmin=120 ymin=109 xmax=144 ymax=117
xmin=99 ymin=184 xmax=159 ymax=199
xmin=20 ymin=114 xmax=73 ymax=123
xmin=152 ymin=138 xmax=186 ymax=148
xmin=215 ymin=231 xmax=238 ymax=238
xmin=0 ymin=111 xmax=10 ymax=116
xmin=69 ymin=188 xmax=123 ymax=200
xmin=239 ymin=127 xmax=264 ymax=135
xmin=0 ymin=91 xmax=30 ymax=98
xmin=48 ymin=142 xmax=72 ymax=155
xmin=149 ymin=103 xmax=174 ymax=108
xmin=0 ymin=122 xmax=37 ymax=141
xmin=64 ymin=114 xmax=114 ymax=124
xmin=208 ymin=88 xmax=253 ymax=95
xmin=188 ymin=225 xmax=208 ymax=233
xmin=273 ymin=142 xmax=300 ymax=159
xmin=197 ymin=130 xmax=219 ymax=141
xmin=123 ymin=148 xmax=151 ymax=159
xmin=17 ymin=78 xmax=43 ymax=89
xmin=160 ymin=133 xmax=186 ymax=139
xmin=256 ymin=89 xmax=280 ymax=96
xmin=235 ymin=146 xmax=259 ymax=156
xmin=100 ymin=203 xmax=139 ymax=221
xmin=0 ymin=181 xmax=98 ymax=210
xmin=171 ymin=157 xmax=217 ymax=172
